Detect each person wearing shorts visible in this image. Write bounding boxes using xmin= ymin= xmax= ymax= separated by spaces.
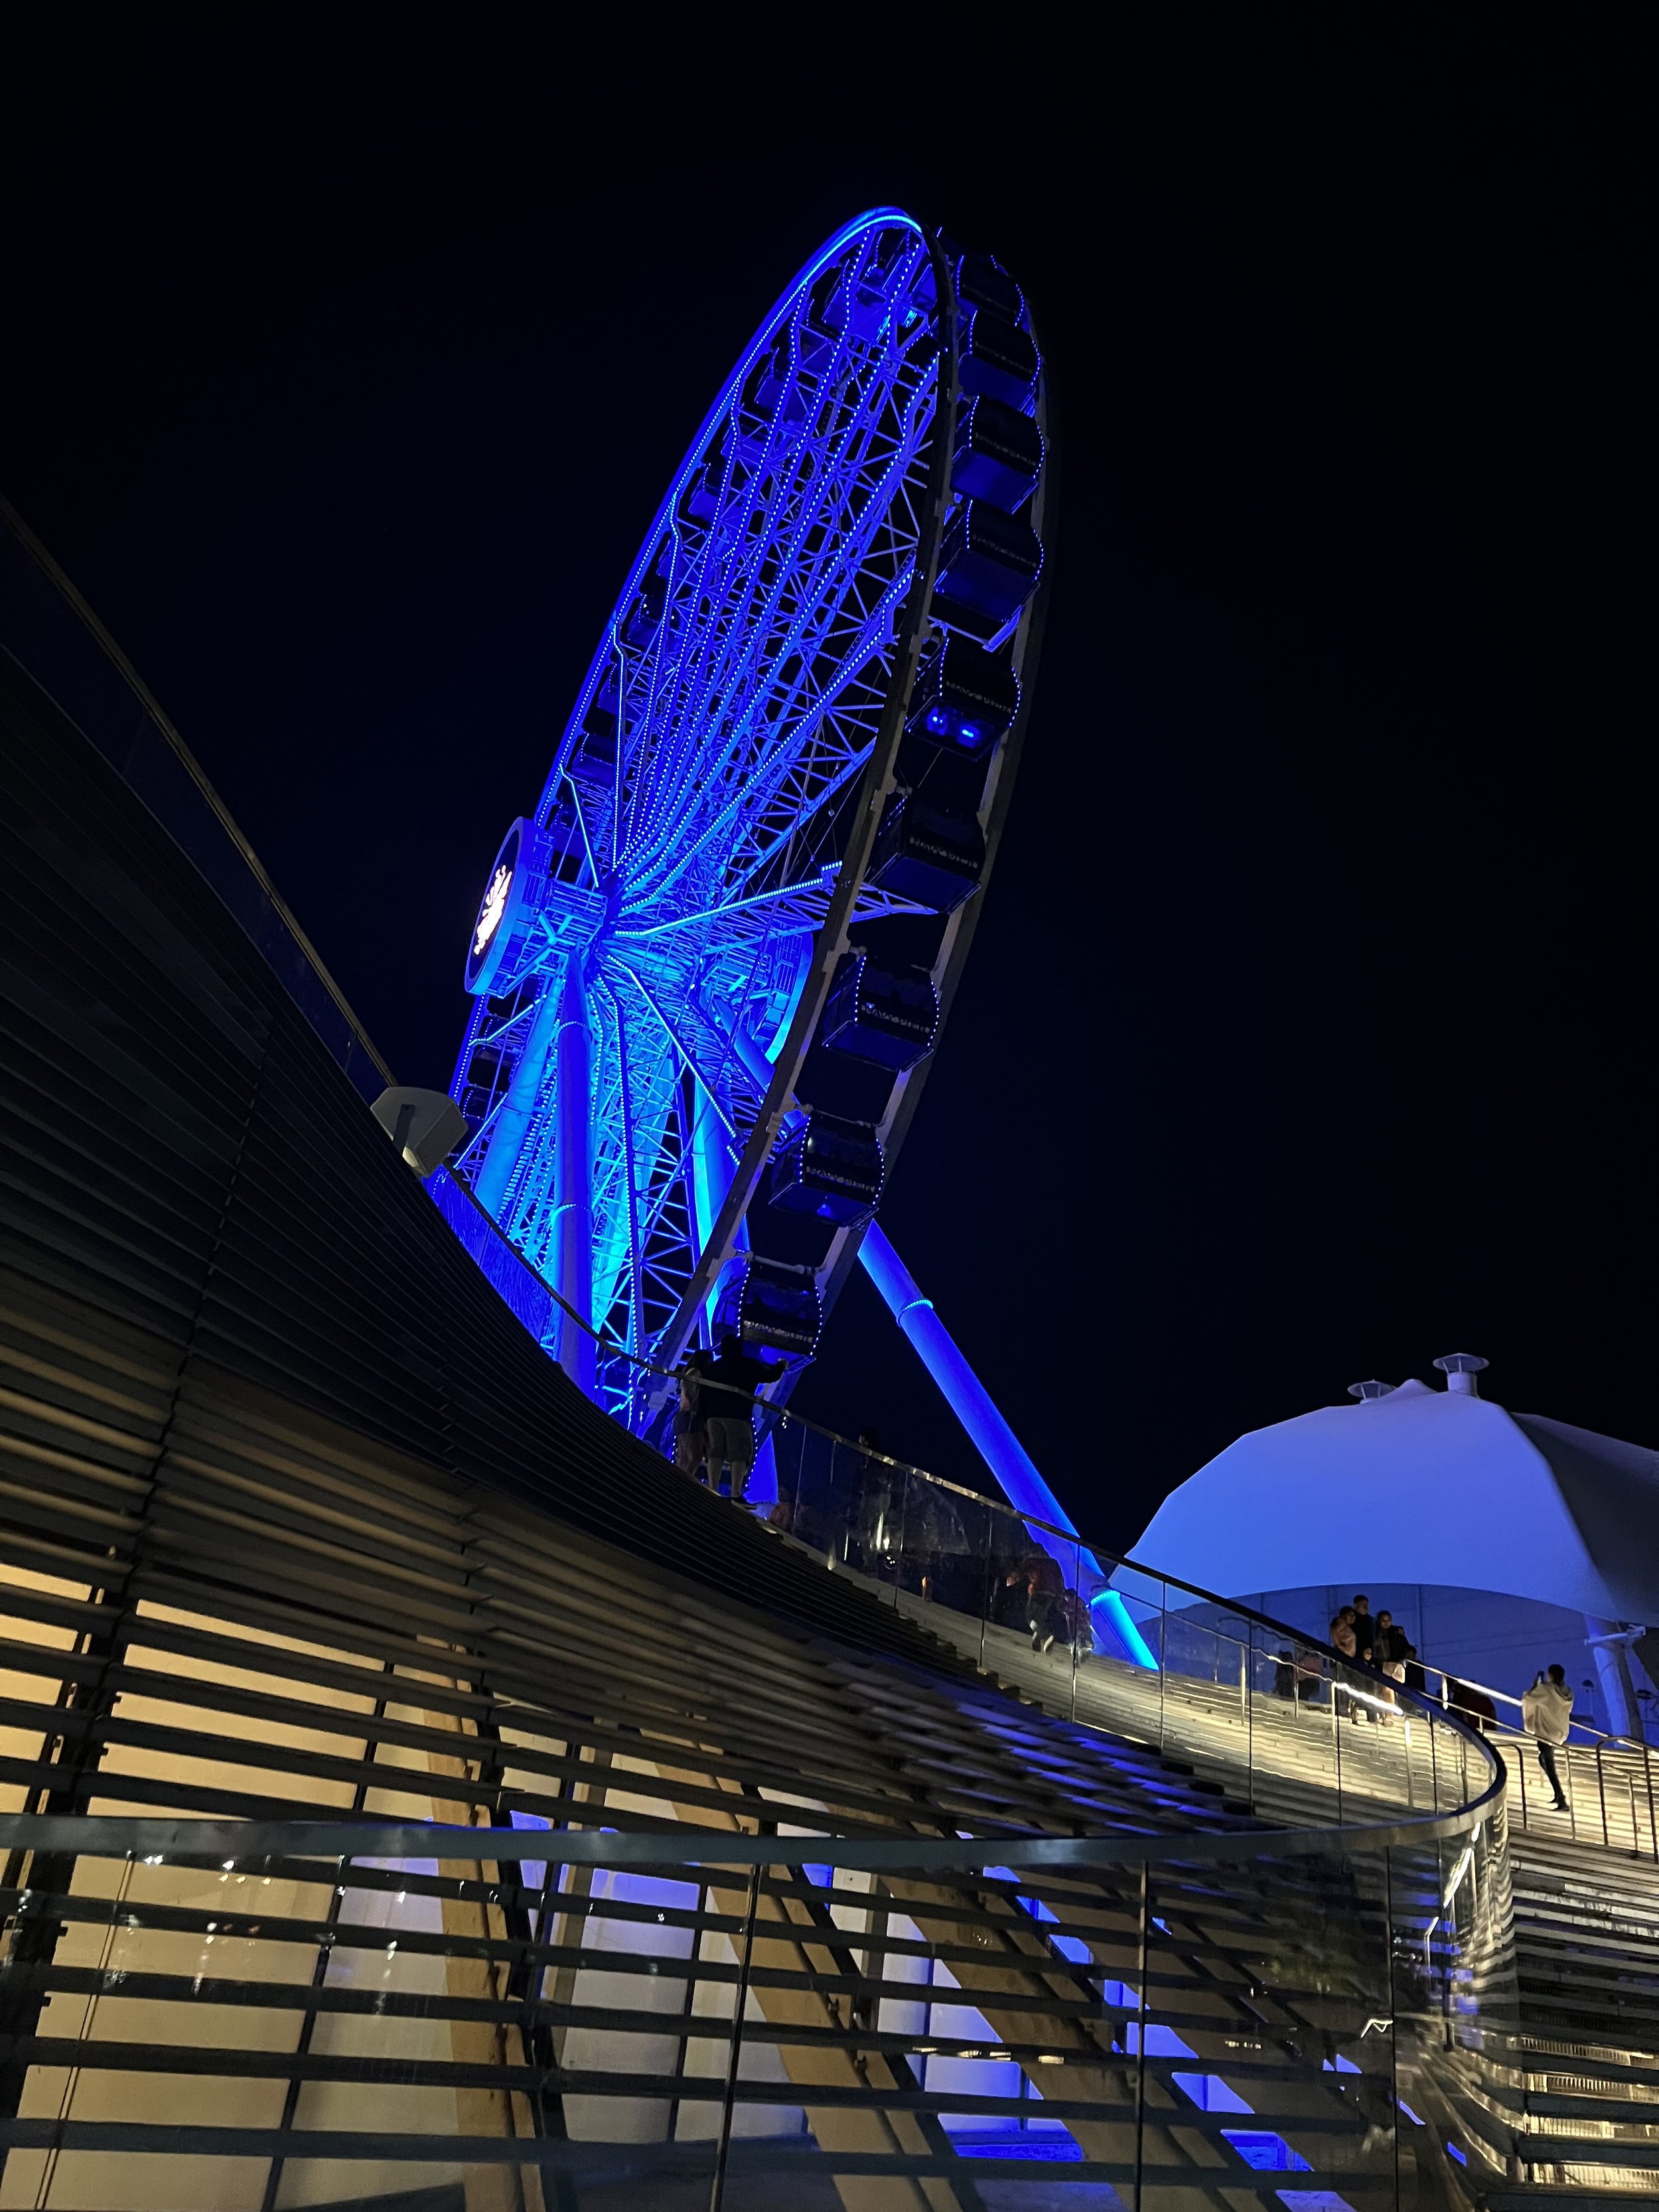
xmin=703 ymin=1329 xmax=784 ymax=1503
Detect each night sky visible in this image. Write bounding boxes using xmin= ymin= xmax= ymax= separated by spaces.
xmin=3 ymin=20 xmax=1648 ymax=1551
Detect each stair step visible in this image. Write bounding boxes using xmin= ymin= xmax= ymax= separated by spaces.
xmin=1488 ymin=2194 xmax=1659 ymax=2212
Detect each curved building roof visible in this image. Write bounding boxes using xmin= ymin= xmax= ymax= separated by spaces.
xmin=1119 ymin=1378 xmax=1659 ymax=1625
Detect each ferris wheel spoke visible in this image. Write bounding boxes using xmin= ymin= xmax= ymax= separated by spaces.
xmin=614 ymin=865 xmax=838 ymax=946
xmin=620 ymin=555 xmax=916 ymax=916
xmin=622 ymin=352 xmax=933 ymax=880
xmin=624 ymin=502 xmax=924 ymax=907
xmin=559 ymin=771 xmax=603 ymax=889
xmin=693 ymin=411 xmax=924 ymax=802
xmin=608 ymin=962 xmax=742 ymax=1140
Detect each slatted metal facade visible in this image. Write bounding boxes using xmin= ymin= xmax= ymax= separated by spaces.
xmin=1 ymin=638 xmax=1510 ymax=2209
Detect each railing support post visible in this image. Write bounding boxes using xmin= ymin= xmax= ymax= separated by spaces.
xmin=708 ymin=1855 xmax=762 ymax=2212
xmin=1133 ymin=1860 xmax=1150 ymax=2212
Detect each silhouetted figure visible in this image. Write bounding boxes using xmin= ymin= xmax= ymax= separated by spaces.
xmin=1375 ymin=1609 xmax=1408 ymax=1719
xmin=1447 ymin=1678 xmax=1497 ymax=1733
xmin=1350 ymin=1595 xmax=1381 ymax=1722
xmin=672 ymin=1347 xmax=716 ymax=1481
xmin=704 ymin=1329 xmax=784 ymax=1504
xmin=1008 ymin=1549 xmax=1066 ymax=1653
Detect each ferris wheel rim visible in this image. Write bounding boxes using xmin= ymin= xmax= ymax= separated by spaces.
xmin=533 ymin=206 xmax=927 ymax=840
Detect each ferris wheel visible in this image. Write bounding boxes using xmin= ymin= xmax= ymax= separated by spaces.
xmin=444 ymin=208 xmax=1048 ymax=1447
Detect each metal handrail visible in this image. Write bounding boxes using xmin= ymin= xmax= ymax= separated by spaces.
xmin=0 ymin=1787 xmax=1506 ymax=1867
xmin=1419 ymin=1656 xmax=1650 ymax=1755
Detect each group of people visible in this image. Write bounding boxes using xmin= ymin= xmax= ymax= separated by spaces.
xmin=670 ymin=1329 xmax=784 ymax=1502
xmin=1288 ymin=1595 xmax=1578 ymax=1813
xmin=1327 ymin=1594 xmax=1419 ymax=1717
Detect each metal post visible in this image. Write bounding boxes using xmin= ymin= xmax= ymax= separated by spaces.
xmin=551 ymin=949 xmax=596 ymax=1396
xmin=1157 ymin=1586 xmax=1167 ymax=1756
xmin=1133 ymin=1860 xmax=1150 ymax=2212
xmin=1385 ymin=1848 xmax=1402 ymax=2211
xmin=858 ymin=1224 xmax=1157 ymax=1670
xmin=976 ymin=1509 xmax=990 ymax=1678
xmin=1079 ymin=1539 xmax=1092 ymax=1725
xmin=708 ymin=1856 xmax=762 ymax=2212
xmin=1334 ymin=1664 xmax=1345 ymax=1827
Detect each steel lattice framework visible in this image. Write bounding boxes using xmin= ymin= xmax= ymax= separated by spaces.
xmin=446 ymin=210 xmax=1048 ymax=1435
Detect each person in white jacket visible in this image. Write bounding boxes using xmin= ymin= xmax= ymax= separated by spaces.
xmin=1522 ymin=1664 xmax=1574 ymax=1810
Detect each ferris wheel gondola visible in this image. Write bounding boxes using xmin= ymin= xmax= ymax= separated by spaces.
xmin=443 ymin=209 xmax=1049 ymax=1449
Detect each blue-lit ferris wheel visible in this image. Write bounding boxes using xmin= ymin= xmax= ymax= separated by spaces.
xmin=444 ymin=209 xmax=1048 ymax=1448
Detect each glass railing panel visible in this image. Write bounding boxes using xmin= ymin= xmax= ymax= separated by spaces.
xmin=0 ymin=1814 xmax=1510 ymax=2210
xmin=725 ymin=1851 xmax=1147 ymax=2209
xmin=933 ymin=1481 xmax=999 ymax=1678
xmin=1131 ymin=1845 xmax=1400 ymax=2210
xmin=1152 ymin=1603 xmax=1254 ymax=1812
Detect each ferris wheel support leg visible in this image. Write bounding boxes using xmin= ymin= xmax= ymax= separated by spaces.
xmin=689 ymin=1103 xmax=746 ymax=1337
xmin=857 ymin=1223 xmax=1157 ymax=1670
xmin=472 ymin=984 xmax=565 ymax=1217
xmin=552 ymin=951 xmax=597 ymax=1399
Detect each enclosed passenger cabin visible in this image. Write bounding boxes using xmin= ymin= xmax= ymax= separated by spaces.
xmin=819 ymin=951 xmax=940 ymax=1072
xmin=767 ymin=1111 xmax=885 ymax=1226
xmin=932 ymin=500 xmax=1043 ymax=642
xmin=868 ymin=794 xmax=985 ymax=913
xmin=953 ymin=394 xmax=1043 ymax=512
xmin=739 ymin=1257 xmax=824 ymax=1357
xmin=904 ymin=632 xmax=1019 ymax=758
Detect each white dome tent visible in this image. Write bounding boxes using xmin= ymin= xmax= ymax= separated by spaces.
xmin=1115 ymin=1357 xmax=1659 ymax=1739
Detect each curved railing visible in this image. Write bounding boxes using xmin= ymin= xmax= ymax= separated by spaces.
xmin=432 ymin=1155 xmax=1658 ymax=1861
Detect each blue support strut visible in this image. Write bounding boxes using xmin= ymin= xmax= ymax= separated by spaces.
xmin=552 ymin=950 xmax=597 ymax=1399
xmin=857 ymin=1223 xmax=1157 ymax=1670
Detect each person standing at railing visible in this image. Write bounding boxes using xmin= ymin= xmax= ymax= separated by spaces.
xmin=1447 ymin=1678 xmax=1497 ymax=1732
xmin=672 ymin=1347 xmax=715 ymax=1482
xmin=1376 ymin=1610 xmax=1409 ymax=1718
xmin=1522 ymin=1664 xmax=1574 ymax=1811
xmin=1331 ymin=1609 xmax=1360 ymax=1722
xmin=1349 ymin=1596 xmax=1384 ymax=1722
xmin=703 ymin=1329 xmax=785 ymax=1506
xmin=1009 ymin=1548 xmax=1067 ymax=1653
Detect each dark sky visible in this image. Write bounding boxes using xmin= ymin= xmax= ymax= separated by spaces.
xmin=3 ymin=18 xmax=1650 ymax=1550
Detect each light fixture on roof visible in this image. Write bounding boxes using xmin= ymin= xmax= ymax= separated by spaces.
xmin=1434 ymin=1353 xmax=1489 ymax=1398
